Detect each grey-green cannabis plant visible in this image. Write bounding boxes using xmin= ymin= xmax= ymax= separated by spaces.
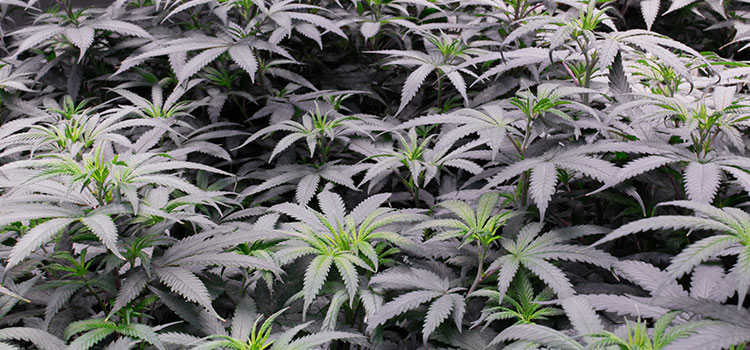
xmin=491 ymin=296 xmax=709 ymax=350
xmin=161 ymin=303 xmax=367 ymax=349
xmin=366 ymin=265 xmax=467 ymax=344
xmin=593 ymin=200 xmax=750 ymax=307
xmin=416 ymin=192 xmax=516 ymax=294
xmin=272 ymin=190 xmax=424 ymax=315
xmin=472 ymin=268 xmax=563 ymax=327
xmin=483 ymin=223 xmax=616 ymax=303
xmin=2 ymin=0 xmax=750 ymax=349
xmin=581 ymin=260 xmax=734 ymax=319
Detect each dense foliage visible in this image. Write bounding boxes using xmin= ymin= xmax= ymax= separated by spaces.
xmin=2 ymin=0 xmax=750 ymax=349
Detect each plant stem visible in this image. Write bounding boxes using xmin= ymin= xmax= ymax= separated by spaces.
xmin=512 ymin=0 xmax=523 ymax=21
xmin=518 ymin=114 xmax=533 ymax=206
xmin=86 ymin=283 xmax=107 ymax=312
xmin=560 ymin=60 xmax=580 ymax=86
xmin=231 ymin=94 xmax=250 ymax=120
xmin=467 ymin=243 xmax=486 ymax=295
xmin=473 ymin=264 xmax=504 ymax=290
xmin=520 ymin=171 xmax=530 ymax=206
xmin=436 ymin=71 xmax=443 ymax=108
xmin=413 ymin=180 xmax=420 ymax=207
xmin=573 ymin=36 xmax=596 ymax=104
xmin=53 ymin=0 xmax=76 ymax=24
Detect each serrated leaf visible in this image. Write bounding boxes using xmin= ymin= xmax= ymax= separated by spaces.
xmin=270 ymin=133 xmax=306 ymax=160
xmin=666 ymin=235 xmax=741 ymax=279
xmin=109 ymin=272 xmax=148 ymax=319
xmin=155 ymin=267 xmax=219 ymax=319
xmin=317 ymin=190 xmax=347 ymax=225
xmin=705 ymin=0 xmax=726 ymax=17
xmin=68 ymin=329 xmax=114 ymax=350
xmin=7 ymin=218 xmax=75 ymax=269
xmin=282 ymin=331 xmax=366 ymax=350
xmin=177 ymin=47 xmax=227 ymax=84
xmin=490 ymin=324 xmax=583 ymax=349
xmin=105 ymin=338 xmax=138 ymax=350
xmin=423 ymin=294 xmax=454 ymax=343
xmin=614 ymin=260 xmax=687 ymax=297
xmin=597 ymin=38 xmax=620 ymax=70
xmin=64 ymin=27 xmax=95 ymax=62
xmin=728 ymin=245 xmax=750 ymax=307
xmin=592 ymin=216 xmax=732 ymax=247
xmin=0 ymin=328 xmax=66 ymax=350
xmin=228 ymin=45 xmax=258 ymax=82
xmin=334 ymin=256 xmax=359 ymax=305
xmin=322 ymin=289 xmax=348 ymax=331
xmin=116 ymin=324 xmax=165 ymax=350
xmin=582 ymin=294 xmax=669 ymax=318
xmin=522 ymin=257 xmax=575 ymax=298
xmin=491 ymin=256 xmax=519 ymax=303
xmin=690 ymin=265 xmax=731 ymax=302
xmin=641 ymin=0 xmax=661 ymax=30
xmin=361 ymin=22 xmax=380 ymax=40
xmin=229 ymin=299 xmax=257 ymax=340
xmin=713 ymin=86 xmax=735 ymax=111
xmin=90 ymin=20 xmax=151 ymax=38
xmin=530 ymin=162 xmax=558 ymax=220
xmin=45 ymin=284 xmax=83 ymax=329
xmin=561 ymin=297 xmax=604 ymax=339
xmin=0 ymin=342 xmax=20 ymax=350
xmin=175 ymin=253 xmax=280 ymax=274
xmin=12 ymin=26 xmax=65 ymax=57
xmin=80 ymin=214 xmax=124 ymax=260
xmin=396 ymin=64 xmax=434 ymax=116
xmin=366 ymin=290 xmax=442 ymax=331
xmin=662 ymin=323 xmax=750 ymax=350
xmin=303 ymin=255 xmax=334 ymax=316
xmin=684 ymin=162 xmax=722 ymax=204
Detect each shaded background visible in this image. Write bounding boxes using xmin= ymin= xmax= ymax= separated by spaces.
xmin=5 ymin=0 xmax=111 ymax=29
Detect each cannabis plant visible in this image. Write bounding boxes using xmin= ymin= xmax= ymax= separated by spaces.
xmin=2 ymin=0 xmax=750 ymax=349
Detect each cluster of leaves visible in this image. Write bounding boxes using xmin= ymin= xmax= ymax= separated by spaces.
xmin=1 ymin=0 xmax=750 ymax=349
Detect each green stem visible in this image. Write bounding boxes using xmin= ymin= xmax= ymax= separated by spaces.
xmin=520 ymin=170 xmax=530 ymax=206
xmin=53 ymin=0 xmax=77 ymax=24
xmin=467 ymin=243 xmax=486 ymax=295
xmin=472 ymin=262 xmax=504 ymax=291
xmin=520 ymin=113 xmax=533 ymax=154
xmin=574 ymin=37 xmax=595 ymax=104
xmin=86 ymin=283 xmax=107 ymax=312
xmin=560 ymin=60 xmax=580 ymax=86
xmin=513 ymin=0 xmax=523 ymax=21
